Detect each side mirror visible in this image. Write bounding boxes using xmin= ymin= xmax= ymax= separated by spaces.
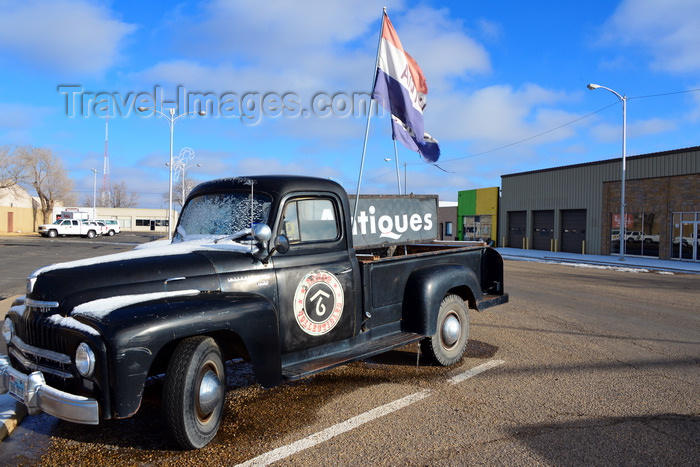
xmin=259 ymin=234 xmax=289 ymax=265
xmin=273 ymin=234 xmax=290 ymax=254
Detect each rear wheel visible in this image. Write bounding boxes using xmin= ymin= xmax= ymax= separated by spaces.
xmin=420 ymin=294 xmax=469 ymax=366
xmin=86 ymin=230 xmax=96 ymax=238
xmin=163 ymin=336 xmax=225 ymax=449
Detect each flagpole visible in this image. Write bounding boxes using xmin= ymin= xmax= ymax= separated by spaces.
xmin=354 ymin=7 xmax=387 ymax=222
xmin=393 ymin=139 xmax=401 ymax=194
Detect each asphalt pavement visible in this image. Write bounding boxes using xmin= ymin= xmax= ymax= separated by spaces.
xmin=1 ymin=246 xmax=699 ymax=443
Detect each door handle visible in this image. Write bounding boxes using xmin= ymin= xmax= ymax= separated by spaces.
xmin=336 ymin=268 xmax=353 ymax=275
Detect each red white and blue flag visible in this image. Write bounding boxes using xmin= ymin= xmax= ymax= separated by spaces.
xmin=372 ymin=13 xmax=440 ymax=162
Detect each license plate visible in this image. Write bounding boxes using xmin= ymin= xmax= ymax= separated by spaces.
xmin=8 ymin=374 xmax=26 ymax=403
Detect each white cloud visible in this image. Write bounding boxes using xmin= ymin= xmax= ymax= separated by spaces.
xmin=141 ymin=1 xmax=490 ymax=96
xmin=429 ymin=84 xmax=580 ymax=145
xmin=0 ymin=0 xmax=136 ymax=76
xmin=0 ymin=103 xmax=50 ymax=129
xmin=602 ymin=0 xmax=700 ymax=73
xmin=588 ymin=116 xmax=675 ymax=144
xmin=393 ymin=6 xmax=492 ymax=85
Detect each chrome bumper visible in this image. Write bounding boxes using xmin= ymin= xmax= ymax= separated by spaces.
xmin=0 ymin=355 xmax=99 ymax=425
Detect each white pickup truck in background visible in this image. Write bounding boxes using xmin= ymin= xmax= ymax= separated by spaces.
xmin=38 ymin=219 xmax=102 ymax=238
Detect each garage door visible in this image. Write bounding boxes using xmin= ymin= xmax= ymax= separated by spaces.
xmin=533 ymin=210 xmax=554 ymax=251
xmin=508 ymin=211 xmax=526 ymax=248
xmin=561 ymin=209 xmax=586 ymax=253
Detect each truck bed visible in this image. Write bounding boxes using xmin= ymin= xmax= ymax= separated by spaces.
xmin=355 ymin=241 xmax=505 ymax=331
xmin=355 ymin=240 xmax=487 ymax=263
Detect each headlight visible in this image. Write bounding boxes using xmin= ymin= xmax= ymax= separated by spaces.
xmin=2 ymin=318 xmax=13 ymax=344
xmin=75 ymin=343 xmax=96 ymax=377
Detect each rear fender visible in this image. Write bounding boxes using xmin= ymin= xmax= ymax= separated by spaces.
xmin=402 ymin=264 xmax=481 ymax=336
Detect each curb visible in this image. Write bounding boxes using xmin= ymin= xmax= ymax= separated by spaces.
xmin=0 ymin=395 xmax=27 ymax=442
xmin=1 ymin=296 xmax=26 ymax=442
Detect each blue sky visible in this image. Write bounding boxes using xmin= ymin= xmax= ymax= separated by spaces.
xmin=1 ymin=0 xmax=698 ymax=208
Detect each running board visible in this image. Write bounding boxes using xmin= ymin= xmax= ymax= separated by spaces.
xmin=282 ymin=332 xmax=423 ymax=381
xmin=477 ymin=293 xmax=509 ymax=311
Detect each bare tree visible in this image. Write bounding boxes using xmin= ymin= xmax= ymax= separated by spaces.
xmin=15 ymin=146 xmax=75 ymax=223
xmin=106 ymin=181 xmax=139 ymax=208
xmin=164 ymin=177 xmax=200 ymax=208
xmin=82 ymin=181 xmax=139 ymax=208
xmin=0 ymin=145 xmax=25 ymax=188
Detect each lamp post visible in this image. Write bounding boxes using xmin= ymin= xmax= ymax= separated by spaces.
xmin=587 ymin=83 xmax=627 ymax=261
xmin=138 ymin=107 xmax=205 ymax=238
xmin=90 ymin=168 xmax=99 ymax=220
xmin=383 ymin=158 xmax=408 ymax=194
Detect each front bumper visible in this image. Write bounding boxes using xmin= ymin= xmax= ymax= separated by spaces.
xmin=0 ymin=355 xmax=99 ymax=425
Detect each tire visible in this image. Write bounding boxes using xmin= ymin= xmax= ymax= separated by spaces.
xmin=164 ymin=336 xmax=226 ymax=449
xmin=86 ymin=230 xmax=96 ymax=239
xmin=420 ymin=294 xmax=469 ymax=366
xmin=107 ymin=230 xmax=115 ymax=236
xmin=47 ymin=230 xmax=58 ymax=238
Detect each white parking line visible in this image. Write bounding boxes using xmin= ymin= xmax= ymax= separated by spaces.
xmin=236 ymin=389 xmax=431 ymax=467
xmin=236 ymin=359 xmax=504 ymax=466
xmin=448 ymin=359 xmax=505 ymax=385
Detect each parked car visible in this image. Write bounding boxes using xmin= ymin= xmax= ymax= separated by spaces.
xmin=82 ymin=220 xmax=107 ymax=236
xmin=95 ymin=219 xmax=121 ymax=236
xmin=2 ymin=175 xmax=508 ymax=449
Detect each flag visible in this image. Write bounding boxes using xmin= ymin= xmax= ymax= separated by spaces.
xmin=391 ymin=116 xmax=441 ymax=163
xmin=372 ymin=13 xmax=440 ymax=162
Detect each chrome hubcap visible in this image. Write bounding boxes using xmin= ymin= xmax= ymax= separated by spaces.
xmin=198 ymin=368 xmax=223 ymax=416
xmin=441 ymin=313 xmax=461 ymax=348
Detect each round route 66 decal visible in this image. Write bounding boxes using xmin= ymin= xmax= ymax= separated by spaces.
xmin=293 ymin=270 xmax=345 ymax=336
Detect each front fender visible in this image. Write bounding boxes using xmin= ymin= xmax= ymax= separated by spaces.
xmin=77 ymin=293 xmax=280 ymax=419
xmin=402 ymin=264 xmax=482 ymax=336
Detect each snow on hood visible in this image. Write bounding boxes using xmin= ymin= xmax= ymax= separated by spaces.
xmin=29 ymin=236 xmax=257 ymax=278
xmin=71 ymin=289 xmax=201 ymax=321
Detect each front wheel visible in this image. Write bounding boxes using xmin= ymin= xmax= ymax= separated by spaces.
xmin=163 ymin=336 xmax=226 ymax=449
xmin=420 ymin=294 xmax=469 ymax=366
xmin=47 ymin=229 xmax=58 ymax=238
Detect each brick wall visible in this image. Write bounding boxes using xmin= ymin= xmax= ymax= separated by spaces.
xmin=602 ymin=174 xmax=700 ymax=259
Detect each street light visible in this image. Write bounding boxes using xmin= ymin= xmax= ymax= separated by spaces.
xmin=137 ymin=106 xmax=206 ymax=238
xmin=587 ymin=83 xmax=627 ymax=261
xmin=384 ymin=158 xmax=407 ymax=194
xmin=90 ymin=168 xmax=99 ymax=220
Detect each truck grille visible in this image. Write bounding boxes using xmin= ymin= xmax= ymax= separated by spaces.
xmin=9 ymin=335 xmax=73 ymax=379
xmin=13 ymin=302 xmax=78 ymax=384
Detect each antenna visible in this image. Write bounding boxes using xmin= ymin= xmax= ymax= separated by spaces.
xmin=234 ymin=177 xmax=257 ymax=229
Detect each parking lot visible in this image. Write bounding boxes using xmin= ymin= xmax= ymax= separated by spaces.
xmin=1 ymin=236 xmax=698 ymax=465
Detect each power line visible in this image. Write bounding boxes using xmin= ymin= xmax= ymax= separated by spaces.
xmin=438 ymin=102 xmax=618 ymax=164
xmin=436 ymin=87 xmax=700 ymax=165
xmin=628 ymin=87 xmax=700 ymax=100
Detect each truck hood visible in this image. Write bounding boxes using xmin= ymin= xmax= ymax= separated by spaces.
xmin=27 ymin=240 xmax=255 ymax=317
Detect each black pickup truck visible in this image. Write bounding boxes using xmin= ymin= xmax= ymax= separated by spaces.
xmin=1 ymin=175 xmax=507 ymax=449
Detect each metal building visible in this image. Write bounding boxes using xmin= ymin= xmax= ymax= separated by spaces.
xmin=499 ymin=146 xmax=700 ymax=261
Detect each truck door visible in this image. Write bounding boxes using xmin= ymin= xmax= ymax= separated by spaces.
xmin=60 ymin=219 xmax=76 ymax=234
xmin=273 ymin=195 xmax=358 ymax=354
